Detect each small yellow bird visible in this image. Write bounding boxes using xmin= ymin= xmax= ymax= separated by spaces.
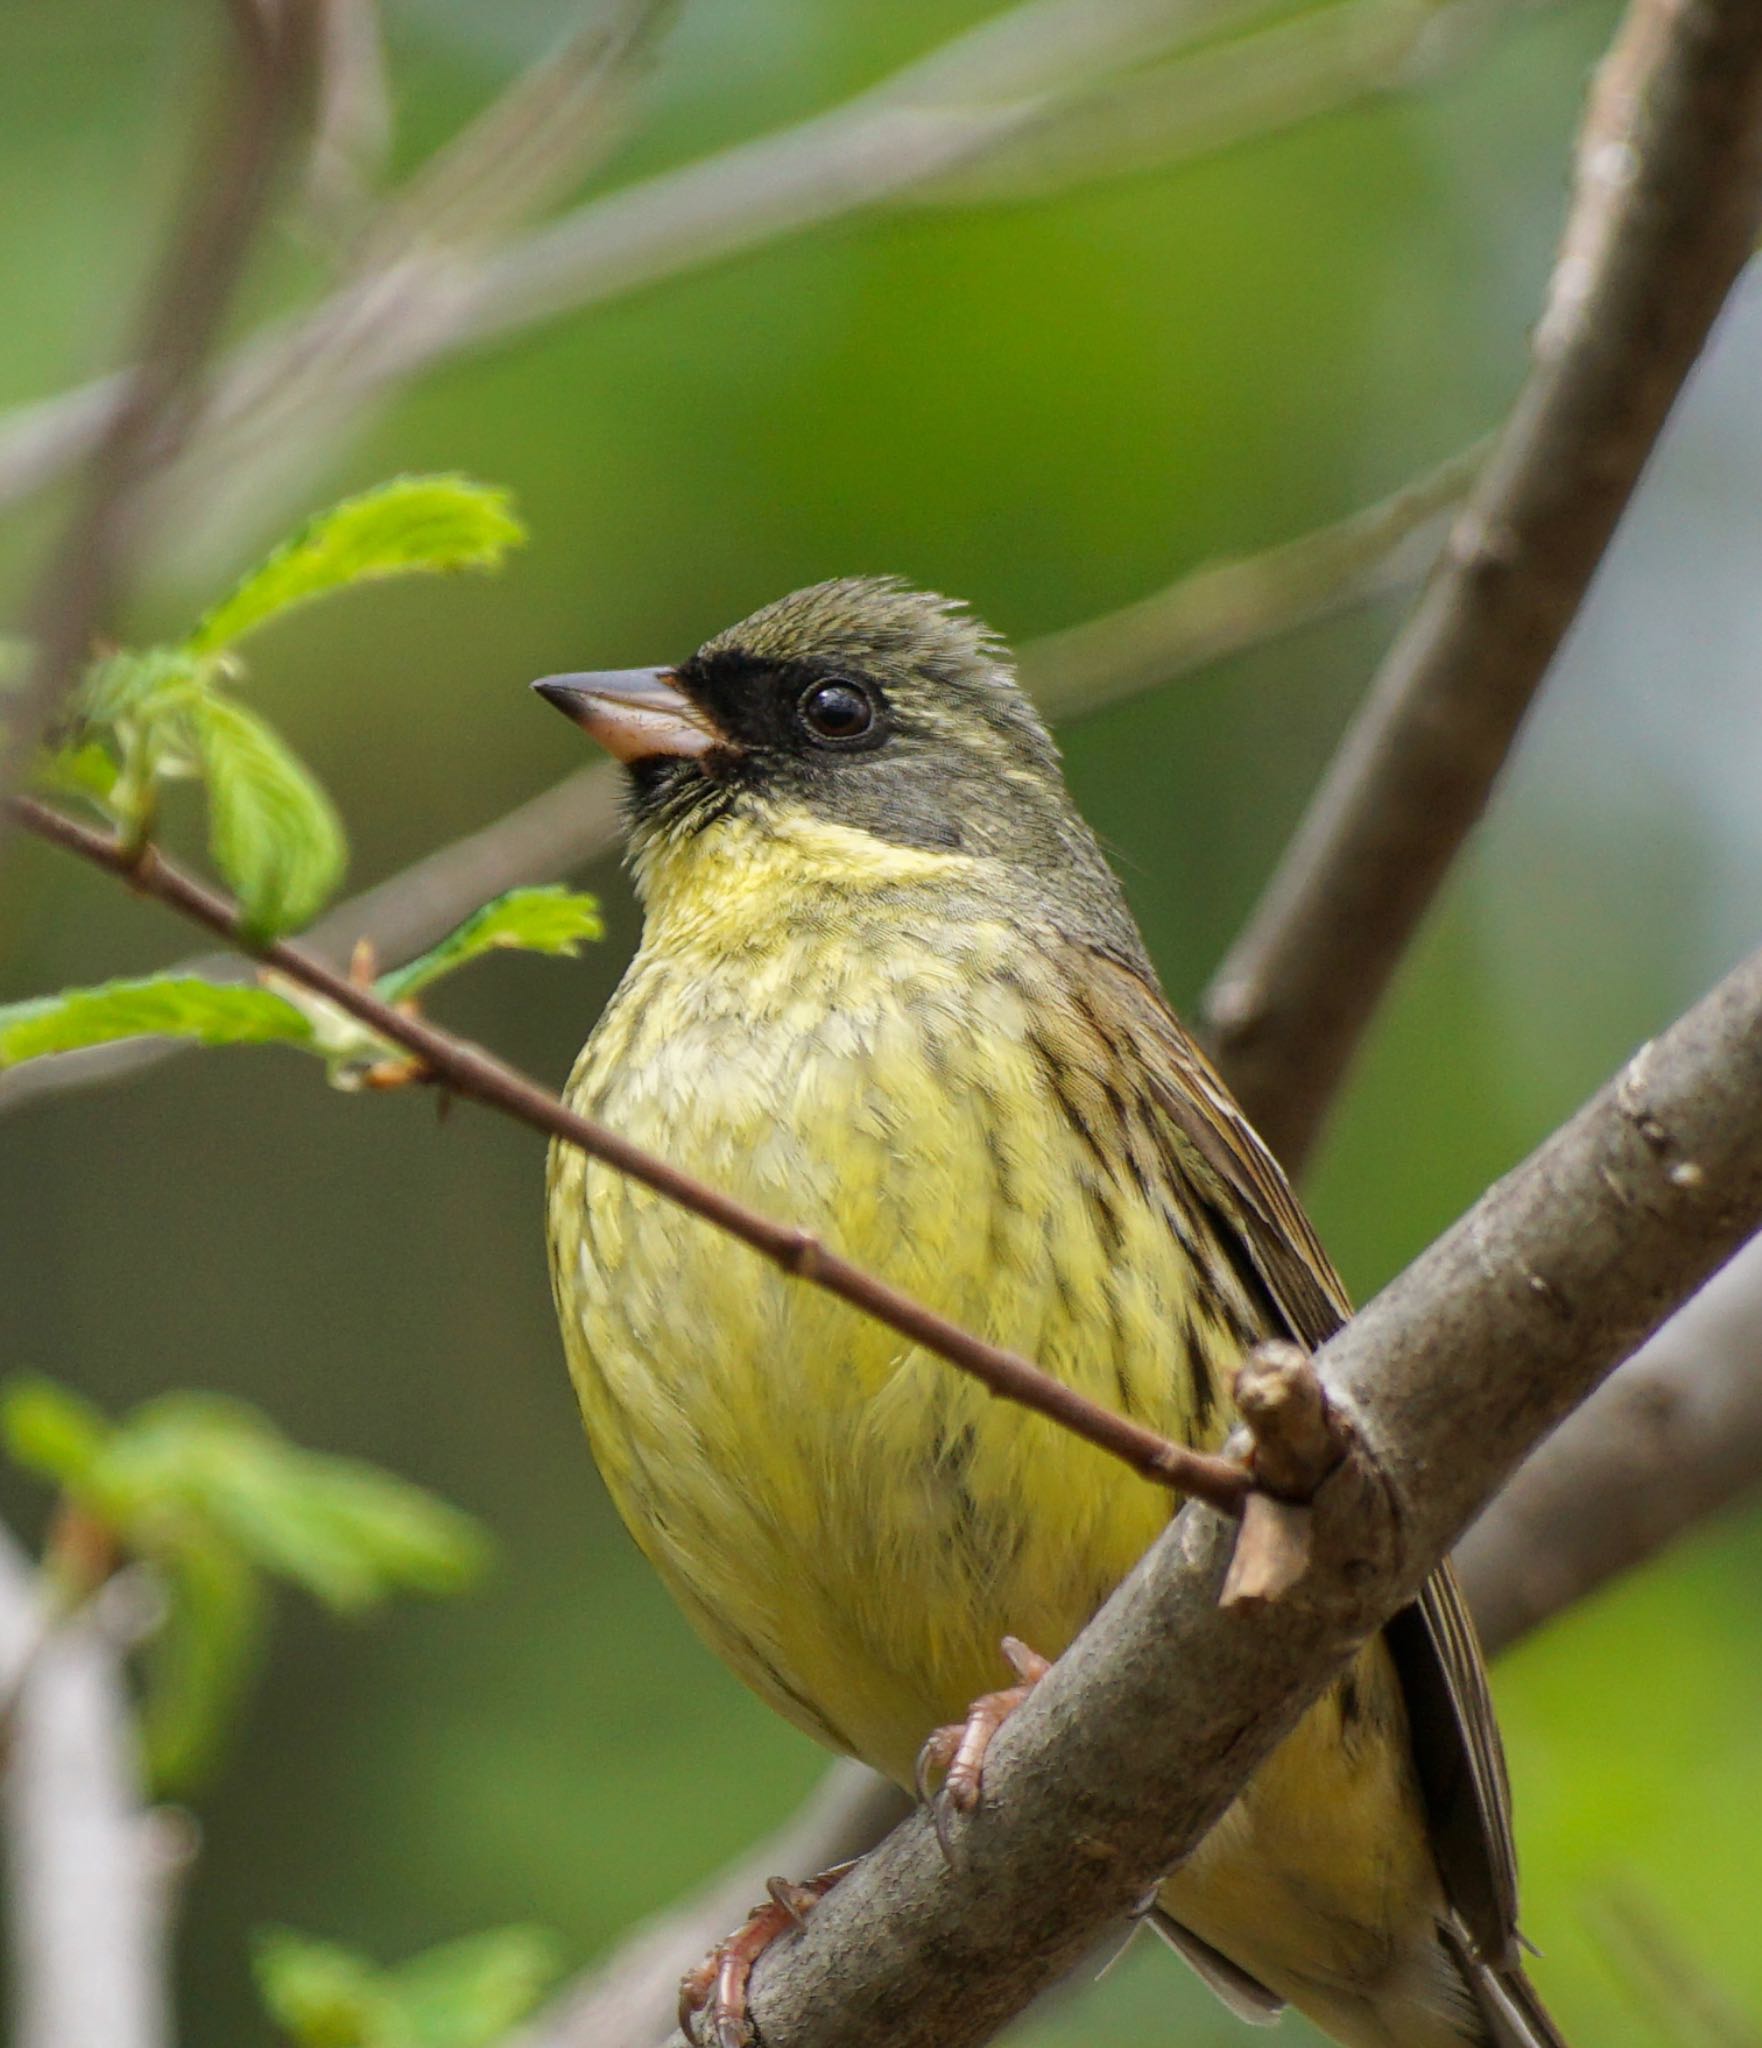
xmin=536 ymin=579 xmax=1566 ymax=2048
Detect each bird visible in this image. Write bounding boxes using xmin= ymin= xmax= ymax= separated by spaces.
xmin=535 ymin=577 xmax=1567 ymax=2048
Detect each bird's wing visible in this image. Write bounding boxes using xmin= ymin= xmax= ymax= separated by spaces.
xmin=1072 ymin=944 xmax=1521 ymax=1963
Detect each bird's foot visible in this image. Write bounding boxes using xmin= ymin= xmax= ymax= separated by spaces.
xmin=915 ymin=1635 xmax=1052 ymax=1859
xmin=678 ymin=1863 xmax=853 ymax=2048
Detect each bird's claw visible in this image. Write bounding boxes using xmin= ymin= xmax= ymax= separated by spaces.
xmin=914 ymin=1635 xmax=1052 ymax=1862
xmin=677 ymin=1864 xmax=852 ymax=2047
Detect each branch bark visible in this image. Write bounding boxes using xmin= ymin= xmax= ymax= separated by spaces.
xmin=1461 ymin=1225 xmax=1762 ymax=1657
xmin=1202 ymin=0 xmax=1762 ymax=1176
xmin=528 ymin=1216 xmax=1762 ymax=2045
xmin=657 ymin=934 xmax=1762 ymax=2048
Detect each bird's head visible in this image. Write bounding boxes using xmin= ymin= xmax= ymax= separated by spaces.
xmin=533 ymin=577 xmax=1137 ymax=946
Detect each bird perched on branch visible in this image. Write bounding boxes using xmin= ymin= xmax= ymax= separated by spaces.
xmin=536 ymin=578 xmax=1566 ymax=2048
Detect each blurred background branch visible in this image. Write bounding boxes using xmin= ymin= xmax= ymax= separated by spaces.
xmin=0 ymin=0 xmax=313 ymax=831
xmin=0 ymin=0 xmax=1545 ymax=528
xmin=0 ymin=1529 xmax=181 ymax=2048
xmin=1200 ymin=0 xmax=1762 ymax=1177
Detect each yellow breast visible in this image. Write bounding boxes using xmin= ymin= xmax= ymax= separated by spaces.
xmin=546 ymin=811 xmax=1460 ymax=2036
xmin=546 ymin=815 xmax=1245 ymax=1783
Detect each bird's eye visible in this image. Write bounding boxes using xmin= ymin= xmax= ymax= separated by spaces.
xmin=798 ymin=679 xmax=877 ymax=744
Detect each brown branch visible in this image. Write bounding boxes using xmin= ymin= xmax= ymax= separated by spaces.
xmin=1202 ymin=0 xmax=1762 ymax=1176
xmin=516 ymin=1221 xmax=1762 ymax=2045
xmin=0 ymin=762 xmax=622 ymax=1115
xmin=1459 ymin=1225 xmax=1762 ymax=1657
xmin=650 ymin=926 xmax=1762 ymax=2048
xmin=532 ymin=1224 xmax=1762 ymax=2039
xmin=0 ymin=442 xmax=1477 ymax=1122
xmin=0 ymin=2 xmax=312 ymax=825
xmin=8 ymin=794 xmax=1249 ymax=1518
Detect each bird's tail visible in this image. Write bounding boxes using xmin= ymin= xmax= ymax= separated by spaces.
xmin=1447 ymin=1928 xmax=1571 ymax=2048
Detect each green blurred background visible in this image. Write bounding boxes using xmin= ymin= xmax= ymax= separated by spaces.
xmin=6 ymin=1 xmax=1762 ymax=2042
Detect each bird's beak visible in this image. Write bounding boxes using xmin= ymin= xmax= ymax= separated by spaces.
xmin=531 ymin=668 xmax=719 ymax=764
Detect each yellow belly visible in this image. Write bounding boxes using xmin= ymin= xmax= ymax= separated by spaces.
xmin=545 ymin=834 xmax=1454 ymax=2036
xmin=548 ymin=910 xmax=1226 ymax=1779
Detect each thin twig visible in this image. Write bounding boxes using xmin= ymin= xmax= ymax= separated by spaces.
xmin=0 ymin=1 xmax=311 ymax=822
xmin=0 ymin=443 xmax=1478 ymax=1121
xmin=1202 ymin=0 xmax=1762 ymax=1175
xmin=8 ymin=794 xmax=1250 ymax=1517
xmin=912 ymin=0 xmax=1519 ymax=208
xmin=1025 ymin=437 xmax=1484 ymax=719
xmin=303 ymin=0 xmax=392 ymax=238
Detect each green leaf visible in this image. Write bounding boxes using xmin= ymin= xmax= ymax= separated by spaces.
xmin=0 ymin=1375 xmax=113 ymax=1488
xmin=103 ymin=1393 xmax=489 ymax=1614
xmin=190 ymin=694 xmax=348 ymax=938
xmin=390 ymin=1928 xmax=563 ymax=2048
xmin=188 ymin=476 xmax=525 ymax=656
xmin=277 ymin=1462 xmax=490 ymax=1605
xmin=78 ymin=646 xmax=205 ymax=724
xmin=140 ymin=1523 xmax=267 ymax=1794
xmin=0 ymin=976 xmax=314 ymax=1069
xmin=253 ymin=1927 xmax=562 ymax=2048
xmin=35 ymin=736 xmax=120 ymax=807
xmin=2 ymin=1381 xmax=488 ymax=1788
xmin=255 ymin=1928 xmax=394 ymax=2048
xmin=378 ymin=887 xmax=605 ymax=1004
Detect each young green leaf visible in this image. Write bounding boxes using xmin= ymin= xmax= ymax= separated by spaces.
xmin=255 ymin=1928 xmax=393 ymax=2048
xmin=4 ymin=1378 xmax=491 ymax=1791
xmin=377 ymin=886 xmax=605 ymax=1004
xmin=0 ymin=976 xmax=314 ymax=1069
xmin=34 ymin=736 xmax=121 ymax=807
xmin=78 ymin=645 xmax=205 ymax=724
xmin=188 ymin=475 xmax=525 ymax=656
xmin=390 ymin=1928 xmax=564 ymax=2048
xmin=254 ymin=1926 xmax=563 ymax=2048
xmin=190 ymin=694 xmax=348 ymax=938
xmin=0 ymin=1375 xmax=113 ymax=1489
xmin=141 ymin=1523 xmax=266 ymax=1795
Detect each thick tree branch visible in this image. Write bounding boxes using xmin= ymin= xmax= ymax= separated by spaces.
xmin=0 ymin=1534 xmax=179 ymax=2048
xmin=0 ymin=2 xmax=311 ymax=826
xmin=0 ymin=443 xmax=1477 ymax=1120
xmin=530 ymin=1216 xmax=1762 ymax=2045
xmin=8 ymin=795 xmax=1253 ymax=1517
xmin=1461 ymin=1226 xmax=1762 ymax=1656
xmin=658 ymin=935 xmax=1762 ymax=2048
xmin=1203 ymin=0 xmax=1762 ymax=1175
